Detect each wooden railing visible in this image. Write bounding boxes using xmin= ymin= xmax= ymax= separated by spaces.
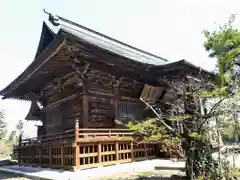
xmin=77 ymin=128 xmax=142 ymax=142
xmin=13 ymin=120 xmax=158 ymax=170
xmin=20 ymin=129 xmax=75 ymax=146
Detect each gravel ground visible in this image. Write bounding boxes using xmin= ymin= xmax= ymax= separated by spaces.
xmin=96 ymin=170 xmax=186 ymax=180
xmin=0 ymin=170 xmax=185 ymax=180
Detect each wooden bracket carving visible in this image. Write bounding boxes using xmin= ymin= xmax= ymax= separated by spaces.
xmin=111 ymin=77 xmax=124 ymax=88
xmin=67 ymin=45 xmax=81 ymax=54
xmin=72 ymin=58 xmax=90 ymax=88
xmin=51 ymin=79 xmax=63 ymax=92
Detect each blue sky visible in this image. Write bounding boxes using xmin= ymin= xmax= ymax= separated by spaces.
xmin=0 ymin=0 xmax=239 ymax=137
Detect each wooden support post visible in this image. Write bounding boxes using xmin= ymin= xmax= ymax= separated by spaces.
xmin=74 ymin=119 xmax=80 ymax=168
xmin=131 ymin=141 xmax=134 ymax=161
xmin=98 ymin=142 xmax=101 ymax=163
xmin=114 ymin=92 xmax=119 ymax=128
xmin=115 ymin=141 xmax=119 ymax=161
xmin=61 ymin=144 xmax=64 ymax=166
xmin=113 ymin=78 xmax=121 ymax=128
xmin=144 ymin=143 xmax=147 ymax=158
xmin=75 ymin=143 xmax=80 ymax=168
xmin=82 ymin=94 xmax=88 ymax=128
xmin=155 ymin=143 xmax=161 ymax=158
xmin=75 ymin=119 xmax=79 ymax=142
xmin=49 ymin=144 xmax=52 ymax=165
xmin=72 ymin=58 xmax=90 ymax=129
xmin=39 ymin=145 xmax=42 ymax=165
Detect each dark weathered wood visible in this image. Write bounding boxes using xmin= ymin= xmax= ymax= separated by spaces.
xmin=82 ymin=94 xmax=89 ymax=128
xmin=43 ymin=92 xmax=83 ymax=111
xmin=38 ymin=145 xmax=42 ymax=165
xmin=144 ymin=143 xmax=147 ymax=157
xmin=61 ymin=144 xmax=64 ymax=166
xmin=9 ymin=35 xmax=160 ymax=169
xmin=38 ymin=55 xmax=148 ymax=132
xmin=49 ymin=144 xmax=52 ymax=165
xmin=112 ymin=78 xmax=122 ymax=128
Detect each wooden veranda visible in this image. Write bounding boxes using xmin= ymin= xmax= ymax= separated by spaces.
xmin=13 ymin=121 xmax=158 ymax=170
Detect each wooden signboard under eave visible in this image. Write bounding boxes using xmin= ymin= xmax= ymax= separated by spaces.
xmin=140 ymin=84 xmax=163 ymax=103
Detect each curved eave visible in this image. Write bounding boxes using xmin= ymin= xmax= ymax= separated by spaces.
xmin=25 ymin=100 xmax=42 ymax=121
xmin=34 ymin=22 xmax=56 ymax=59
xmin=0 ymin=17 xmax=215 ymax=100
xmin=0 ymin=33 xmax=66 ymax=99
xmin=0 ymin=22 xmax=57 ymax=97
xmin=152 ymin=59 xmax=216 ymax=78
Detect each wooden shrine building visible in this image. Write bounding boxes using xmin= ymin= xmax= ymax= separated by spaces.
xmin=0 ymin=13 xmax=213 ymax=170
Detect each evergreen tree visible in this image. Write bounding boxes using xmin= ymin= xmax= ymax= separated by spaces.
xmin=129 ymin=14 xmax=240 ymax=179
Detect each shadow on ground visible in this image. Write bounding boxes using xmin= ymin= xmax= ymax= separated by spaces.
xmin=135 ymin=175 xmax=185 ymax=180
xmin=0 ymin=171 xmax=32 ymax=180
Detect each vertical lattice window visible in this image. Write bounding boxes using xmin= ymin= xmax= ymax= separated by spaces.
xmin=45 ymin=106 xmax=61 ymax=133
xmin=118 ymin=102 xmax=143 ymax=123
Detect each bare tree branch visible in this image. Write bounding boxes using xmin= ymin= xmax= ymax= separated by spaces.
xmin=198 ymin=93 xmax=235 ymax=130
xmin=140 ymin=98 xmax=181 ymax=138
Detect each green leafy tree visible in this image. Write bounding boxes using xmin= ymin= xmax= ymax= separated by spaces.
xmin=203 ymin=14 xmax=240 ymax=88
xmin=128 ymin=14 xmax=240 ymax=180
xmin=130 ymin=80 xmax=220 ymax=179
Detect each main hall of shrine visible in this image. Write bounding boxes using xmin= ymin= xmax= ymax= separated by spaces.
xmin=0 ymin=13 xmax=212 ymax=170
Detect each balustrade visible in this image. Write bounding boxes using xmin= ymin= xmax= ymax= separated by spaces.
xmin=13 ymin=123 xmax=158 ymax=170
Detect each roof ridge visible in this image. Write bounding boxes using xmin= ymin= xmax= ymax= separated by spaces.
xmin=46 ymin=13 xmax=168 ymax=63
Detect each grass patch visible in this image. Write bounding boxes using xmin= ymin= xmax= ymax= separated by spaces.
xmin=136 ymin=171 xmax=155 ymax=177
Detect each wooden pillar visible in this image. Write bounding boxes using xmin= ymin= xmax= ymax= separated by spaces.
xmin=74 ymin=119 xmax=80 ymax=168
xmin=61 ymin=144 xmax=64 ymax=166
xmin=131 ymin=141 xmax=134 ymax=162
xmin=75 ymin=119 xmax=79 ymax=142
xmin=82 ymin=93 xmax=88 ymax=128
xmin=71 ymin=58 xmax=90 ymax=128
xmin=49 ymin=144 xmax=52 ymax=165
xmin=113 ymin=78 xmax=122 ymax=128
xmin=98 ymin=142 xmax=101 ymax=163
xmin=144 ymin=143 xmax=147 ymax=158
xmin=115 ymin=141 xmax=119 ymax=161
xmin=39 ymin=145 xmax=42 ymax=165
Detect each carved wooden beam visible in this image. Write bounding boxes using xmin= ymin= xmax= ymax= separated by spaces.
xmin=42 ymin=92 xmax=84 ymax=112
xmin=71 ymin=57 xmax=91 ymax=128
xmin=114 ymin=78 xmax=124 ymax=88
xmin=158 ymin=75 xmax=187 ymax=91
xmin=41 ymin=72 xmax=75 ymax=97
xmin=110 ymin=77 xmax=124 ymax=128
xmin=71 ymin=57 xmax=90 ymax=89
